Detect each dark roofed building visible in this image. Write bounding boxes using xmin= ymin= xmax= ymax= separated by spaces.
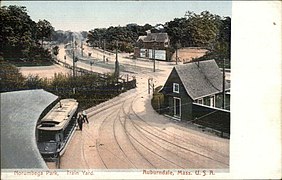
xmin=137 ymin=32 xmax=169 ymax=49
xmin=1 ymin=89 xmax=58 ymax=168
xmin=135 ymin=31 xmax=170 ymax=60
xmin=161 ymin=60 xmax=230 ymax=135
xmin=174 ymin=60 xmax=230 ymax=100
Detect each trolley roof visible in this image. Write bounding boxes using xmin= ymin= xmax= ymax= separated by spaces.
xmin=1 ymin=89 xmax=58 ymax=169
xmin=38 ymin=99 xmax=78 ymax=131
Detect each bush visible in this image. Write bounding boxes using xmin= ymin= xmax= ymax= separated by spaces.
xmin=1 ymin=61 xmax=136 ymax=111
xmin=151 ymin=86 xmax=165 ymax=114
xmin=25 ymin=75 xmax=48 ymax=89
xmin=0 ymin=61 xmax=26 ymax=92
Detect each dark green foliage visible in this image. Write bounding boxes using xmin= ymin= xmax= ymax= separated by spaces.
xmin=151 ymin=86 xmax=165 ymax=114
xmin=87 ymin=24 xmax=152 ymax=52
xmin=1 ymin=62 xmax=136 ymax=110
xmin=86 ymin=11 xmax=230 ymax=62
xmin=46 ymin=73 xmax=134 ymax=110
xmin=25 ymin=75 xmax=48 ymax=90
xmin=36 ymin=19 xmax=54 ymax=45
xmin=166 ymin=11 xmax=231 ymax=62
xmin=165 ymin=46 xmax=176 ymax=62
xmin=52 ymin=46 xmax=59 ymax=56
xmin=0 ymin=61 xmax=26 ymax=92
xmin=51 ymin=30 xmax=73 ymax=44
xmin=0 ymin=5 xmax=54 ymax=65
xmin=165 ymin=11 xmax=222 ymax=48
xmin=192 ymin=51 xmax=231 ymax=69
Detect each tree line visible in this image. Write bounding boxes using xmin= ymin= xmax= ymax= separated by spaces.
xmin=86 ymin=11 xmax=231 ymax=62
xmin=1 ymin=5 xmax=230 ymax=66
xmin=86 ymin=23 xmax=153 ymax=53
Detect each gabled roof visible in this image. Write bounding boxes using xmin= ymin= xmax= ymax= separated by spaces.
xmin=137 ymin=33 xmax=169 ymax=43
xmin=174 ymin=60 xmax=230 ymax=100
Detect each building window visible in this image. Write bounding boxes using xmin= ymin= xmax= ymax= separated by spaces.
xmin=210 ymin=95 xmax=215 ymax=107
xmin=173 ymin=83 xmax=179 ymax=93
xmin=197 ymin=98 xmax=203 ymax=104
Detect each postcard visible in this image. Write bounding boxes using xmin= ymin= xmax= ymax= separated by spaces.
xmin=0 ymin=1 xmax=281 ymax=179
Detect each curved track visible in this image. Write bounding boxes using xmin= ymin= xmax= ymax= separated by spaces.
xmin=60 ymin=74 xmax=229 ymax=169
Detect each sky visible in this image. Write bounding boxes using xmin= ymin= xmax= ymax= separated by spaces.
xmin=2 ymin=1 xmax=232 ymax=32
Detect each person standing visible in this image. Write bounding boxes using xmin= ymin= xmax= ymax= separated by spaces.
xmin=82 ymin=110 xmax=89 ymax=124
xmin=77 ymin=113 xmax=83 ymax=130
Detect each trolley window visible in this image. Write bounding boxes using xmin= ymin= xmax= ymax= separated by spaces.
xmin=38 ymin=130 xmax=59 ymax=142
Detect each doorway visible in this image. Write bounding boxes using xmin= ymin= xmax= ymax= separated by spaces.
xmin=173 ymin=97 xmax=181 ymax=118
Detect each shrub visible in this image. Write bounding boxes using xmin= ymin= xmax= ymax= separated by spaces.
xmin=151 ymin=86 xmax=165 ymax=114
xmin=0 ymin=61 xmax=26 ymax=92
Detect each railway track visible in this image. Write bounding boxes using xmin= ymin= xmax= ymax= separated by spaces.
xmin=81 ymin=90 xmax=154 ymax=169
xmin=59 ymin=72 xmax=229 ymax=169
xmin=126 ymin=90 xmax=229 ymax=168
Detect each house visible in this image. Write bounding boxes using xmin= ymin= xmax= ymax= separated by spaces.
xmin=136 ymin=32 xmax=170 ymax=49
xmin=160 ymin=60 xmax=230 ymax=134
xmin=134 ymin=31 xmax=170 ymax=60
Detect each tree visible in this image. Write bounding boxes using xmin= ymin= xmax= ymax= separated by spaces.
xmin=36 ymin=19 xmax=54 ymax=46
xmin=52 ymin=45 xmax=59 ymax=56
xmin=216 ymin=16 xmax=231 ymax=60
xmin=0 ymin=5 xmax=55 ymax=64
xmin=0 ymin=5 xmax=36 ymax=60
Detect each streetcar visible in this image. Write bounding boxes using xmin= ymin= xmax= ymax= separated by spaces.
xmin=36 ymin=99 xmax=78 ymax=162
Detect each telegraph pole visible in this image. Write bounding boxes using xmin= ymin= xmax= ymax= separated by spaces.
xmin=176 ymin=40 xmax=180 ymax=65
xmin=153 ymin=48 xmax=156 ymax=72
xmin=222 ymin=58 xmax=226 ymax=109
xmin=72 ymin=49 xmax=75 ymax=77
xmin=114 ymin=40 xmax=120 ymax=79
xmin=81 ymin=42 xmax=83 ymax=57
xmin=153 ymin=40 xmax=156 ymax=72
xmin=103 ymin=39 xmax=106 ymax=63
xmin=175 ymin=45 xmax=178 ymax=65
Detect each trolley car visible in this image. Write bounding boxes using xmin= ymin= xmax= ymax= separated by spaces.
xmin=37 ymin=99 xmax=78 ymax=161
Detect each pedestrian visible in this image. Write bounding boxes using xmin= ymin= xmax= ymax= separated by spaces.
xmin=82 ymin=110 xmax=89 ymax=124
xmin=77 ymin=113 xmax=83 ymax=130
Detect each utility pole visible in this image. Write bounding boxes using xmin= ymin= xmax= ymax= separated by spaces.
xmin=103 ymin=39 xmax=106 ymax=63
xmin=148 ymin=78 xmax=153 ymax=94
xmin=222 ymin=58 xmax=226 ymax=109
xmin=114 ymin=40 xmax=120 ymax=79
xmin=72 ymin=49 xmax=75 ymax=77
xmin=90 ymin=61 xmax=93 ymax=72
xmin=153 ymin=40 xmax=156 ymax=72
xmin=81 ymin=42 xmax=83 ymax=57
xmin=175 ymin=45 xmax=178 ymax=65
xmin=176 ymin=40 xmax=180 ymax=65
